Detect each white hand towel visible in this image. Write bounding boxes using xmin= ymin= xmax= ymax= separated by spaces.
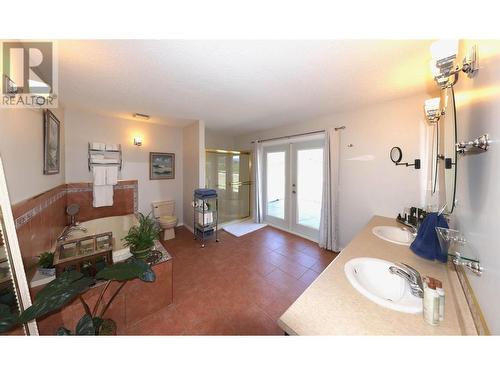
xmin=106 ymin=166 xmax=118 ymax=185
xmin=93 ymin=185 xmax=114 ymax=207
xmin=92 ymin=166 xmax=107 ymax=186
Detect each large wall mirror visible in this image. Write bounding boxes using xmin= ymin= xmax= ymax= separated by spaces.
xmin=0 ymin=155 xmax=38 ymax=335
xmin=440 ymin=87 xmax=458 ymax=213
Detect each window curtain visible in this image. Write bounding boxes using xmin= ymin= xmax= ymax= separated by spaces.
xmin=319 ymin=128 xmax=340 ymax=252
xmin=253 ymin=141 xmax=264 ymax=223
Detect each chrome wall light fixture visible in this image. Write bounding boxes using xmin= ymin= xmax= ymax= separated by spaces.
xmin=133 ymin=136 xmax=143 ymax=146
xmin=430 ymin=40 xmax=478 ymax=88
xmin=424 ymin=97 xmax=441 ymax=124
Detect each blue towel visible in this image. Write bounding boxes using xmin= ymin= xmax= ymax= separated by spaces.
xmin=194 ymin=188 xmax=217 ymax=198
xmin=410 ymin=212 xmax=449 ymax=262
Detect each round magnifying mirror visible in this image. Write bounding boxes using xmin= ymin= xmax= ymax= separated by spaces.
xmin=390 ymin=146 xmax=402 ymax=164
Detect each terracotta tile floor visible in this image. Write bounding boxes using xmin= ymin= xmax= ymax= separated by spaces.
xmin=126 ymin=225 xmax=338 ymax=335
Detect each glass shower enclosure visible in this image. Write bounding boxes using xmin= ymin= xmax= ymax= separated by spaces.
xmin=205 ymin=149 xmax=251 ymax=224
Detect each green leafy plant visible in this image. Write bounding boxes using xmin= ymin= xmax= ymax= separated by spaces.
xmin=123 ymin=212 xmax=161 ymax=260
xmin=0 ymin=258 xmax=155 ymax=335
xmin=37 ymin=251 xmax=54 ymax=269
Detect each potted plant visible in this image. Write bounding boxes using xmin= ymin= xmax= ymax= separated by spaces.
xmin=37 ymin=251 xmax=55 ymax=276
xmin=0 ymin=258 xmax=155 ymax=335
xmin=123 ymin=213 xmax=161 ymax=260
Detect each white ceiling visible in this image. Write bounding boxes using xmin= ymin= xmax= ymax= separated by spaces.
xmin=58 ymin=40 xmax=436 ymax=134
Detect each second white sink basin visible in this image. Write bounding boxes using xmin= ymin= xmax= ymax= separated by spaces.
xmin=372 ymin=225 xmax=413 ymax=246
xmin=344 ymin=257 xmax=422 ymax=314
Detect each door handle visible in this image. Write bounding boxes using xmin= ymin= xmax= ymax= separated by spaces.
xmin=292 ymin=190 xmax=296 ymax=194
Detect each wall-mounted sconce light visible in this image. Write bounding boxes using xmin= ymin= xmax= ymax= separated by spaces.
xmin=133 ymin=136 xmax=143 ymax=146
xmin=133 ymin=113 xmax=150 ymax=120
xmin=430 ymin=40 xmax=478 ymax=88
xmin=424 ymin=97 xmax=441 ymax=123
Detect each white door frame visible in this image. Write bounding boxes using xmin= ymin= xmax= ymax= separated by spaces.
xmin=261 ymin=134 xmax=324 ymax=241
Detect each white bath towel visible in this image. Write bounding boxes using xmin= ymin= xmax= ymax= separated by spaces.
xmin=105 ymin=143 xmax=119 ymax=151
xmin=91 ymin=158 xmax=119 ymax=164
xmin=106 ymin=165 xmax=118 ymax=185
xmin=91 ymin=142 xmax=106 ymax=150
xmin=93 ymin=185 xmax=114 ymax=207
xmin=92 ymin=166 xmax=107 ymax=186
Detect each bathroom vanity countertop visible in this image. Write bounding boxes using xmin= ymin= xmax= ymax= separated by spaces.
xmin=278 ymin=216 xmax=477 ymax=335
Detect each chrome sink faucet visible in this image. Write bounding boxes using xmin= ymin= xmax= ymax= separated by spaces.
xmin=389 ymin=262 xmax=423 ymax=298
xmin=396 ymin=216 xmax=418 ymax=235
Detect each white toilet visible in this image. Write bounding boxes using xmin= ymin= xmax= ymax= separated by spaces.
xmin=152 ymin=200 xmax=178 ymax=241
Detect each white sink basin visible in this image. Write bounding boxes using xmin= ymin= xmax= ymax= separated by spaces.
xmin=344 ymin=257 xmax=422 ymax=314
xmin=372 ymin=226 xmax=413 ymax=246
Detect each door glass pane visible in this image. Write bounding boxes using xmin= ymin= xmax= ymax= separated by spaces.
xmin=206 ymin=151 xmax=251 ymax=224
xmin=297 ymin=148 xmax=323 ymax=229
xmin=266 ymin=151 xmax=285 ymax=219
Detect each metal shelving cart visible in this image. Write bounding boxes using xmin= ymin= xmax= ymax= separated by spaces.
xmin=193 ymin=189 xmax=219 ymax=248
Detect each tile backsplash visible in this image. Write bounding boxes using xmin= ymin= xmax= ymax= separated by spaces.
xmin=12 ymin=180 xmax=138 ymax=268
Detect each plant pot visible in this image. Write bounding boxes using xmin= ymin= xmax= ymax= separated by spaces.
xmin=130 ymin=245 xmax=153 ymax=260
xmin=38 ymin=267 xmax=56 ymax=276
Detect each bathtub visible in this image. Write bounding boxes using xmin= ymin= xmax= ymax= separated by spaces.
xmin=65 ymin=214 xmax=138 ymax=263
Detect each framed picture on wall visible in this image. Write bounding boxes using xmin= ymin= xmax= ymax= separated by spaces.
xmin=150 ymin=152 xmax=175 ymax=180
xmin=43 ymin=109 xmax=60 ymax=175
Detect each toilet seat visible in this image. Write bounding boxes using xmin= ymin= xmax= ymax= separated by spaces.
xmin=152 ymin=200 xmax=177 ymax=240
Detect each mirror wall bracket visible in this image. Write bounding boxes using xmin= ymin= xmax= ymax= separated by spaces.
xmin=395 ymin=159 xmax=421 ymax=169
xmin=456 ymin=134 xmax=490 ymax=154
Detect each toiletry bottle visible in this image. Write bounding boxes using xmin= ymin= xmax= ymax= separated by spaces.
xmin=423 ymin=277 xmax=440 ymax=326
xmin=436 ymin=280 xmax=445 ymax=322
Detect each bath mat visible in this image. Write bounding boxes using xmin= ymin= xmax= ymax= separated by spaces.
xmin=223 ymin=221 xmax=267 ymax=237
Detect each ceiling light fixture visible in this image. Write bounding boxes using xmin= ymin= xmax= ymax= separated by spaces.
xmin=424 ymin=97 xmax=441 ymax=123
xmin=133 ymin=113 xmax=150 ymax=120
xmin=429 ymin=40 xmax=478 ymax=88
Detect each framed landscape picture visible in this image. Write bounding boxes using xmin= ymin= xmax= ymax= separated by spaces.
xmin=43 ymin=109 xmax=60 ymax=175
xmin=150 ymin=152 xmax=175 ymax=180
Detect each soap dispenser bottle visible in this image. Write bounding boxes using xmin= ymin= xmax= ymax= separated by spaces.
xmin=423 ymin=277 xmax=440 ymax=326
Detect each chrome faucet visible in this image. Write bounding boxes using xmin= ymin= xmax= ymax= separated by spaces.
xmin=389 ymin=262 xmax=423 ymax=298
xmin=57 ymin=224 xmax=87 ymax=242
xmin=396 ymin=216 xmax=418 ymax=236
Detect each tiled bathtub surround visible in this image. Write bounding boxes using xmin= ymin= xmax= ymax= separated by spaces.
xmin=12 ymin=185 xmax=68 ymax=266
xmin=11 ymin=180 xmax=138 ymax=267
xmin=33 ymin=243 xmax=173 ymax=335
xmin=66 ymin=180 xmax=138 ymax=222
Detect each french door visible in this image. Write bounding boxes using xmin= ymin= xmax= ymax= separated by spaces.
xmin=262 ymin=138 xmax=324 ymax=240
